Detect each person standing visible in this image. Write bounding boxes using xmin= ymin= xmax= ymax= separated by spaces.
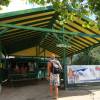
xmin=47 ymin=54 xmax=62 ymax=100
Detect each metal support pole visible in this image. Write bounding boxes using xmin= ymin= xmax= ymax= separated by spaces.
xmin=63 ymin=46 xmax=67 ymax=89
xmin=43 ymin=49 xmax=46 ymax=78
xmin=70 ymin=56 xmax=73 ymax=64
xmin=87 ymin=48 xmax=90 ymax=65
xmin=85 ymin=48 xmax=90 ymax=65
xmin=38 ymin=45 xmax=41 ymax=56
xmin=44 ymin=48 xmax=46 ymax=60
xmin=0 ymin=41 xmax=2 ymax=57
xmin=0 ymin=41 xmax=2 ymax=87
xmin=62 ymin=27 xmax=68 ymax=90
xmin=0 ymin=41 xmax=7 ymax=70
xmin=36 ymin=46 xmax=38 ymax=56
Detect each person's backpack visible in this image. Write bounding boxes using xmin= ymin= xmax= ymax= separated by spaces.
xmin=50 ymin=60 xmax=62 ymax=74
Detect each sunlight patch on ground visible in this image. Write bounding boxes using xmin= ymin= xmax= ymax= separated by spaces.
xmin=58 ymin=95 xmax=91 ymax=100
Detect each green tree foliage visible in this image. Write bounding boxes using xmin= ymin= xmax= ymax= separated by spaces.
xmin=72 ymin=52 xmax=90 ymax=65
xmin=0 ymin=0 xmax=10 ymax=9
xmin=72 ymin=46 xmax=100 ymax=65
xmin=0 ymin=0 xmax=100 ymax=28
xmin=89 ymin=46 xmax=100 ymax=64
xmin=27 ymin=0 xmax=100 ymax=29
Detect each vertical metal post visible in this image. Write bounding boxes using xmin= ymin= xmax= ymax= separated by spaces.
xmin=0 ymin=41 xmax=2 ymax=85
xmin=0 ymin=41 xmax=2 ymax=58
xmin=39 ymin=44 xmax=41 ymax=56
xmin=36 ymin=46 xmax=38 ymax=56
xmin=88 ymin=47 xmax=93 ymax=65
xmin=70 ymin=56 xmax=73 ymax=64
xmin=63 ymin=47 xmax=67 ymax=89
xmin=43 ymin=48 xmax=46 ymax=59
xmin=62 ymin=28 xmax=67 ymax=90
xmin=87 ymin=48 xmax=90 ymax=65
xmin=43 ymin=49 xmax=46 ymax=78
xmin=85 ymin=48 xmax=90 ymax=65
xmin=0 ymin=41 xmax=7 ymax=69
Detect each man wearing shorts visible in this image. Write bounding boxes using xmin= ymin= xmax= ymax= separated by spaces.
xmin=47 ymin=54 xmax=62 ymax=100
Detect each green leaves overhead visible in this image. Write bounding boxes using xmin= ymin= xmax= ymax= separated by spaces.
xmin=27 ymin=0 xmax=99 ymax=28
xmin=28 ymin=0 xmax=46 ymax=5
xmin=0 ymin=0 xmax=100 ymax=29
xmin=0 ymin=0 xmax=10 ymax=9
xmin=0 ymin=0 xmax=10 ymax=6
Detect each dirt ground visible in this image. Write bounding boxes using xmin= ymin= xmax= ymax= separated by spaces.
xmin=0 ymin=80 xmax=100 ymax=100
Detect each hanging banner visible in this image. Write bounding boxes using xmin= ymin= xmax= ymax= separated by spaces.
xmin=67 ymin=65 xmax=100 ymax=84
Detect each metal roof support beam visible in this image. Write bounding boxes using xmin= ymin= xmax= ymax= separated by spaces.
xmin=36 ymin=46 xmax=38 ymax=56
xmin=0 ymin=23 xmax=100 ymax=38
xmin=0 ymin=41 xmax=2 ymax=57
xmin=0 ymin=28 xmax=9 ymax=35
xmin=51 ymin=32 xmax=63 ymax=43
xmin=36 ymin=45 xmax=45 ymax=56
xmin=40 ymin=33 xmax=50 ymax=45
xmin=0 ymin=23 xmax=77 ymax=36
xmin=52 ymin=32 xmax=72 ymax=48
xmin=39 ymin=48 xmax=45 ymax=55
